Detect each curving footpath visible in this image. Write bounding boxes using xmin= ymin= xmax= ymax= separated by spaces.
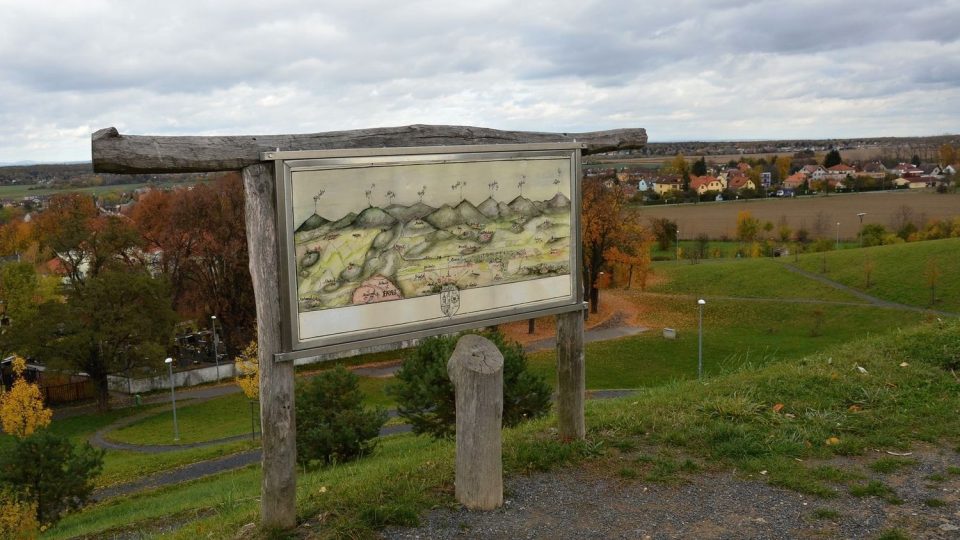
xmin=89 ymin=323 xmax=644 ymax=502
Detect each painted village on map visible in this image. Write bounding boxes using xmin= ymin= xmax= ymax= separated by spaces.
xmin=292 ymin=164 xmax=572 ymax=314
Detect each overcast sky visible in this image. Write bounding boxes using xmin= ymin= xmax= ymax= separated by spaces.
xmin=1 ymin=0 xmax=958 ymax=163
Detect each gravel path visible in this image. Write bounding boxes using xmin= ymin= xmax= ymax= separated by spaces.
xmin=384 ymin=446 xmax=960 ymax=539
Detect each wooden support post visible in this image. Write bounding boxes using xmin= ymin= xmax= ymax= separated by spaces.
xmin=242 ymin=163 xmax=297 ymax=529
xmin=448 ymin=334 xmax=504 ymax=510
xmin=556 ymin=309 xmax=585 ymax=440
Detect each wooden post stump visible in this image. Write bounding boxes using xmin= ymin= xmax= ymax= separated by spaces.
xmin=447 ymin=334 xmax=504 ymax=510
xmin=557 ymin=309 xmax=586 ymax=440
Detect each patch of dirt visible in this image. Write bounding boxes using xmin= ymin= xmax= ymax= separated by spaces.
xmin=500 ymin=290 xmax=645 ymax=347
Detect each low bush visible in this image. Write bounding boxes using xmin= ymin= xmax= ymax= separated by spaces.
xmin=296 ymin=366 xmax=387 ymax=466
xmin=390 ymin=330 xmax=552 ymax=438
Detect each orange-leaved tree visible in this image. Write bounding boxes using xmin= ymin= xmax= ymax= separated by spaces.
xmin=603 ymin=221 xmax=653 ymax=291
xmin=582 ymin=177 xmax=626 ymax=313
xmin=0 ymin=355 xmax=52 ymax=439
xmin=131 ymin=174 xmax=255 ymax=355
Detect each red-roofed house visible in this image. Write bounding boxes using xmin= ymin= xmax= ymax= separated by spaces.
xmin=782 ymin=172 xmax=807 ymax=190
xmin=826 ymin=164 xmax=856 ymax=180
xmin=728 ymin=175 xmax=756 ymax=191
xmin=689 ymin=175 xmax=724 ymax=195
xmin=891 ymin=163 xmax=924 ymax=178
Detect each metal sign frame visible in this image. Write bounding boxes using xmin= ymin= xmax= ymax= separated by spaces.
xmin=264 ymin=143 xmax=584 ymax=361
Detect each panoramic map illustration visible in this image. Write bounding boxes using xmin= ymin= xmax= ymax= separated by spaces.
xmin=290 ymin=157 xmax=573 ymax=314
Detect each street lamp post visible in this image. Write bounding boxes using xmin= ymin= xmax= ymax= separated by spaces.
xmin=698 ymin=299 xmax=706 ymax=380
xmin=211 ymin=315 xmax=220 ymax=383
xmin=165 ymin=357 xmax=179 ymax=442
xmin=836 ymin=222 xmax=840 ymax=250
xmin=857 ymin=212 xmax=867 ymax=247
xmin=676 ymin=228 xmax=680 ymax=261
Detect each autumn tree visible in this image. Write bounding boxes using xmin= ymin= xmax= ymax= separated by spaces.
xmin=603 ymin=223 xmax=653 ymax=290
xmin=664 ymin=153 xmax=691 ymax=190
xmin=234 ymin=340 xmax=259 ymax=400
xmin=0 ymin=356 xmax=52 ymax=438
xmin=582 ymin=178 xmax=631 ymax=313
xmin=0 ymin=487 xmax=38 ymax=539
xmin=938 ymin=143 xmax=957 ymax=166
xmin=773 ymin=155 xmax=793 ymax=183
xmin=649 ymin=217 xmax=678 ymax=251
xmin=13 ymin=269 xmax=177 ymax=411
xmin=32 ymin=193 xmax=142 ymax=291
xmin=0 ymin=217 xmax=35 ymax=260
xmin=131 ymin=174 xmax=255 ymax=354
xmin=735 ymin=210 xmax=760 ymax=244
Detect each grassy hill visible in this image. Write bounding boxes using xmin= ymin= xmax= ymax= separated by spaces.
xmin=36 ymin=248 xmax=958 ymax=538
xmin=792 ymin=238 xmax=960 ymax=313
xmin=45 ymin=319 xmax=960 ymax=539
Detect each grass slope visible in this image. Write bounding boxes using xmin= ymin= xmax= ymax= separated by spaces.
xmin=648 ymin=257 xmax=868 ymax=302
xmin=110 ymin=393 xmax=259 ymax=446
xmin=44 ymin=319 xmax=960 ymax=539
xmin=792 ymin=237 xmax=960 ymax=313
xmin=527 ymin=294 xmax=925 ymax=389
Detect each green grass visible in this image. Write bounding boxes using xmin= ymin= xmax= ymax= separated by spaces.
xmin=356 ymin=376 xmax=396 ymax=408
xmin=649 ymin=257 xmax=868 ymax=302
xmin=924 ymin=498 xmax=947 ymax=507
xmin=44 ymin=319 xmax=960 ymax=539
xmin=110 ymin=393 xmax=259 ymax=446
xmin=811 ymin=508 xmax=841 ymax=520
xmin=849 ymin=480 xmax=903 ymax=504
xmin=0 ymin=406 xmax=147 ymax=453
xmin=98 ymin=441 xmax=259 ymax=489
xmin=876 ymin=529 xmax=910 ymax=540
xmin=793 ymin=237 xmax=960 ymax=312
xmin=868 ymin=457 xmax=917 ymax=474
xmin=528 ymin=295 xmax=926 ymax=389
xmin=108 ymin=376 xmax=393 ymax=446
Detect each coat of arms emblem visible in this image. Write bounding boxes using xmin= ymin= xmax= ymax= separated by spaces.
xmin=439 ymin=284 xmax=460 ymax=317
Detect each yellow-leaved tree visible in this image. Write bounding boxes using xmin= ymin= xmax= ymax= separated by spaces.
xmin=234 ymin=341 xmax=259 ymax=400
xmin=0 ymin=487 xmax=38 ymax=540
xmin=0 ymin=355 xmax=52 ymax=438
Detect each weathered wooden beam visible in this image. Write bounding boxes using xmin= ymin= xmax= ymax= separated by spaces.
xmin=92 ymin=124 xmax=647 ymax=174
xmin=242 ymin=163 xmax=297 ymax=529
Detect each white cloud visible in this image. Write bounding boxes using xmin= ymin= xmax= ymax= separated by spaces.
xmin=0 ymin=0 xmax=958 ymax=162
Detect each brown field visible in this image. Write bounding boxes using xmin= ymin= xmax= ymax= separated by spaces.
xmin=632 ymin=190 xmax=960 ymax=240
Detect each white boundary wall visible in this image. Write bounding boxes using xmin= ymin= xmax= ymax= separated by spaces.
xmin=108 ymin=363 xmax=238 ymax=394
xmin=107 ymin=337 xmax=420 ymax=394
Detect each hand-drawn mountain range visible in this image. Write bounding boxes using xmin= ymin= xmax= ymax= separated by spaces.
xmin=296 ymin=192 xmax=569 ymax=233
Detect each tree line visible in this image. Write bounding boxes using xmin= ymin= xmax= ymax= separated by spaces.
xmin=0 ymin=174 xmax=254 ymax=410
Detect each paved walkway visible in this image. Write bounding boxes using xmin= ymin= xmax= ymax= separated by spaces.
xmin=92 ymin=389 xmax=638 ymax=501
